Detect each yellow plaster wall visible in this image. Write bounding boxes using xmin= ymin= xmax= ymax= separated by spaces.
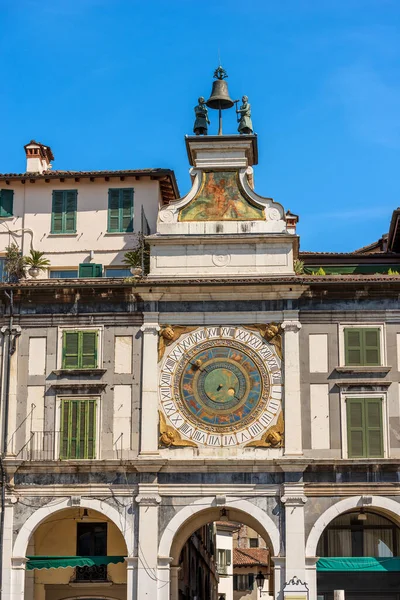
xmin=32 ymin=509 xmax=127 ymax=599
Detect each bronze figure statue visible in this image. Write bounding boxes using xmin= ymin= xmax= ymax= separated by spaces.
xmin=236 ymin=95 xmax=253 ymax=134
xmin=193 ymin=97 xmax=210 ymax=135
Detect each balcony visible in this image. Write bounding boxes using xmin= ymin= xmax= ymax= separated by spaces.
xmin=16 ymin=431 xmax=59 ymax=461
xmin=74 ymin=564 xmax=108 ymax=582
xmin=217 ymin=564 xmax=228 ymax=576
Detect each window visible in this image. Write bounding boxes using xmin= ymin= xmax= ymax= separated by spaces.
xmin=51 ymin=190 xmax=77 ymax=233
xmin=76 ymin=522 xmax=107 ymax=581
xmin=249 ymin=537 xmax=259 ymax=548
xmin=104 ymin=267 xmax=131 ymax=278
xmin=346 ymin=397 xmax=384 ymax=458
xmin=0 ymin=258 xmax=6 ymax=282
xmin=62 ymin=330 xmax=98 ymax=369
xmin=78 ymin=263 xmax=102 ymax=278
xmin=108 ymin=188 xmax=133 ymax=233
xmin=217 ymin=549 xmax=231 ymax=575
xmin=0 ymin=189 xmax=13 ymax=217
xmin=344 ymin=327 xmax=381 ymax=366
xmin=317 ymin=511 xmax=400 ymax=558
xmin=60 ymin=398 xmax=97 ymax=459
xmin=233 ymin=574 xmax=254 ymax=591
xmin=49 ymin=269 xmax=78 ymax=279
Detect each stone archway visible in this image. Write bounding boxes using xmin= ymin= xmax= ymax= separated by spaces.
xmin=157 ymin=496 xmax=281 ymax=600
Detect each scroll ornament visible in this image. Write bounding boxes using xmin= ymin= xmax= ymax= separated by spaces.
xmin=245 ymin=411 xmax=284 ymax=448
xmin=244 ymin=322 xmax=283 ymax=360
xmin=159 ymin=411 xmax=198 ymax=449
xmin=158 ymin=325 xmax=198 ymax=362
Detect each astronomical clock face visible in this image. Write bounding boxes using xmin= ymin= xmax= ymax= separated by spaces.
xmin=158 ymin=326 xmax=282 ymax=448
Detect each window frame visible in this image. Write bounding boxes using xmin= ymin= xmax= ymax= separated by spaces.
xmin=339 ymin=323 xmax=386 ymax=367
xmin=0 ymin=189 xmax=14 ymax=218
xmin=51 ymin=189 xmax=77 ymax=234
xmin=57 ymin=326 xmax=103 ymax=370
xmin=340 ymin=392 xmax=388 ymax=459
xmin=104 ymin=267 xmax=131 ymax=278
xmin=55 ymin=395 xmax=101 ymax=460
xmin=107 ymin=188 xmax=134 ymax=233
xmin=49 ymin=269 xmax=79 ymax=279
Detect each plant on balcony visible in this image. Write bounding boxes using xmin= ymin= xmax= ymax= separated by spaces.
xmin=4 ymin=243 xmax=27 ymax=282
xmin=24 ymin=249 xmax=51 ymax=279
xmin=122 ymin=233 xmax=150 ymax=277
xmin=293 ymin=258 xmax=304 ymax=274
xmin=388 ymin=268 xmax=400 ymax=275
xmin=311 ymin=267 xmax=326 ymax=276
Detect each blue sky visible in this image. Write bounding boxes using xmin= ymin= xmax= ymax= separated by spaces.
xmin=1 ymin=0 xmax=400 ymax=251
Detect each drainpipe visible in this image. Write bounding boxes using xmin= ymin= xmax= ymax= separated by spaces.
xmin=0 ymin=290 xmax=20 ymax=600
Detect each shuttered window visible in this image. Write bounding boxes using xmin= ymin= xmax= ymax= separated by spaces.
xmin=62 ymin=331 xmax=98 ymax=369
xmin=60 ymin=398 xmax=97 ymax=459
xmin=0 ymin=189 xmax=14 ymax=217
xmin=346 ymin=397 xmax=384 ymax=458
xmin=51 ymin=190 xmax=77 ymax=233
xmin=344 ymin=328 xmax=381 ymax=366
xmin=107 ymin=188 xmax=133 ymax=232
xmin=78 ymin=263 xmax=102 ymax=278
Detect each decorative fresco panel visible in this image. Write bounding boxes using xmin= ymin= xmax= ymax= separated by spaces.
xmin=179 ymin=171 xmax=265 ymax=221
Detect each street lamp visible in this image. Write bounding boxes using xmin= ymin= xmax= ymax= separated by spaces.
xmin=255 ymin=570 xmax=265 ymax=597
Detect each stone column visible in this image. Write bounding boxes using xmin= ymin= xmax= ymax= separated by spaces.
xmin=1 ymin=498 xmax=15 ymax=600
xmin=305 ymin=557 xmax=319 ymax=600
xmin=281 ymin=321 xmax=302 ymax=456
xmin=169 ymin=566 xmax=180 ymax=600
xmin=157 ymin=557 xmax=174 ymax=600
xmin=126 ymin=557 xmax=138 ymax=600
xmin=135 ymin=485 xmax=161 ymax=599
xmin=281 ymin=484 xmax=307 ymax=585
xmin=140 ymin=316 xmax=160 ymax=455
xmin=9 ymin=557 xmax=26 ymax=600
xmin=271 ymin=557 xmax=285 ymax=600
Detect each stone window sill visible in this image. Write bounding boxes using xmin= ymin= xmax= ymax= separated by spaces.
xmin=52 ymin=368 xmax=106 ymax=377
xmin=47 ymin=233 xmax=78 ymax=237
xmin=104 ymin=231 xmax=135 ymax=236
xmin=335 ymin=366 xmax=391 ymax=374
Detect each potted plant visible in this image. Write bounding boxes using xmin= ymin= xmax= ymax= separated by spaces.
xmin=4 ymin=243 xmax=27 ymax=282
xmin=123 ymin=233 xmax=150 ymax=277
xmin=24 ymin=249 xmax=50 ymax=279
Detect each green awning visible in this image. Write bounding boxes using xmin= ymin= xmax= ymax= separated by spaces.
xmin=26 ymin=556 xmax=126 ymax=571
xmin=304 ymin=265 xmax=400 ymax=275
xmin=317 ymin=557 xmax=400 ymax=572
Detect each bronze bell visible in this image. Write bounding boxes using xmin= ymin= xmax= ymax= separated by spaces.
xmin=206 ymin=79 xmax=234 ymax=110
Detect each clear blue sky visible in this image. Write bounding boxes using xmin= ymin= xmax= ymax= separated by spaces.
xmin=1 ymin=0 xmax=399 ymax=252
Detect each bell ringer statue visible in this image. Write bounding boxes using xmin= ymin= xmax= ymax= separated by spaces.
xmin=193 ymin=97 xmax=210 ymax=135
xmin=236 ymin=95 xmax=253 ymax=134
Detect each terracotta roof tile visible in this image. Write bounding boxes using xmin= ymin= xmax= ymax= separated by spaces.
xmin=233 ymin=548 xmax=269 ymax=567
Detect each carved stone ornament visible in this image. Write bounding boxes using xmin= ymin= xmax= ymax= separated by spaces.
xmin=159 ymin=411 xmax=198 ymax=449
xmin=281 ymin=320 xmax=302 ymax=333
xmin=245 ymin=323 xmax=283 ymax=360
xmin=158 ymin=325 xmax=198 ymax=362
xmin=245 ymin=411 xmax=284 ymax=448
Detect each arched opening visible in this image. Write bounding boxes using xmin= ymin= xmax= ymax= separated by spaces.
xmin=164 ymin=504 xmax=279 ymax=600
xmin=316 ymin=508 xmax=400 ymax=600
xmin=23 ymin=507 xmax=128 ymax=600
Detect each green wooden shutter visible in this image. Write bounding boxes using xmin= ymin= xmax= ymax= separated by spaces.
xmin=344 ymin=329 xmax=362 ymax=365
xmin=248 ymin=573 xmax=255 ymax=589
xmin=0 ymin=189 xmax=14 ymax=217
xmin=62 ymin=332 xmax=80 ymax=369
xmin=121 ymin=188 xmax=133 ymax=232
xmin=64 ymin=190 xmax=77 ymax=232
xmin=347 ymin=398 xmax=365 ymax=457
xmin=94 ymin=264 xmax=102 ymax=277
xmin=81 ymin=331 xmax=97 ymax=368
xmin=233 ymin=575 xmax=238 ymax=591
xmin=51 ymin=191 xmax=64 ymax=233
xmin=364 ymin=329 xmax=381 ymax=366
xmin=60 ymin=398 xmax=96 ymax=459
xmin=365 ymin=398 xmax=383 ymax=457
xmin=225 ymin=549 xmax=231 ymax=565
xmin=108 ymin=189 xmax=121 ymax=232
xmin=79 ymin=264 xmax=102 ymax=278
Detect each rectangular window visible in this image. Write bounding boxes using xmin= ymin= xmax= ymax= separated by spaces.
xmin=49 ymin=269 xmax=78 ymax=279
xmin=249 ymin=537 xmax=259 ymax=548
xmin=0 ymin=258 xmax=5 ymax=282
xmin=78 ymin=263 xmax=102 ymax=278
xmin=62 ymin=330 xmax=98 ymax=369
xmin=51 ymin=190 xmax=77 ymax=233
xmin=60 ymin=398 xmax=97 ymax=459
xmin=0 ymin=189 xmax=14 ymax=217
xmin=344 ymin=327 xmax=381 ymax=366
xmin=107 ymin=188 xmax=134 ymax=233
xmin=76 ymin=522 xmax=107 ymax=581
xmin=104 ymin=267 xmax=131 ymax=278
xmin=233 ymin=574 xmax=254 ymax=591
xmin=346 ymin=397 xmax=384 ymax=458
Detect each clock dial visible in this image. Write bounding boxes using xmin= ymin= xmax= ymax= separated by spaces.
xmin=159 ymin=326 xmax=282 ymax=447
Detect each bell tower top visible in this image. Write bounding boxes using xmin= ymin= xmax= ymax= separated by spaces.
xmin=185 ymin=134 xmax=258 ymax=169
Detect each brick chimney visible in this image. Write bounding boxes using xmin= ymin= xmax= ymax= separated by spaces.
xmin=24 ymin=140 xmax=54 ymax=173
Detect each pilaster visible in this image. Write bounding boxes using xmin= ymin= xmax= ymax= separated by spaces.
xmin=126 ymin=556 xmax=138 ymax=600
xmin=135 ymin=484 xmax=161 ymax=599
xmin=281 ymin=483 xmax=307 ymax=584
xmin=140 ymin=314 xmax=160 ymax=455
xmin=282 ymin=320 xmax=302 ymax=456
